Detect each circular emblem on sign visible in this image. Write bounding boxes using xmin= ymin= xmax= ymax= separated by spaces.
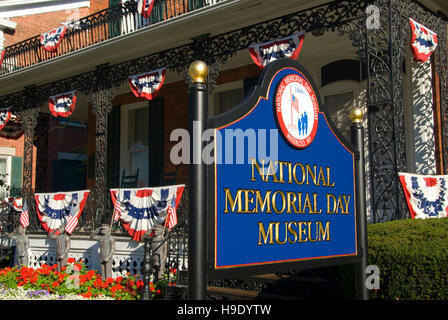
xmin=275 ymin=72 xmax=319 ymax=149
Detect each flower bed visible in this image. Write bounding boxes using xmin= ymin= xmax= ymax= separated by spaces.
xmin=0 ymin=258 xmax=177 ymax=300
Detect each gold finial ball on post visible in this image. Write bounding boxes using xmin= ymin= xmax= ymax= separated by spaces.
xmin=189 ymin=60 xmax=208 ymax=83
xmin=349 ymin=107 xmax=363 ymax=124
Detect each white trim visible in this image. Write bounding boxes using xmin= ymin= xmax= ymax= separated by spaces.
xmin=0 ymin=1 xmax=90 ymax=19
xmin=0 ymin=147 xmax=16 ymax=156
xmin=0 ymin=18 xmax=17 ymax=30
xmin=0 ymin=155 xmax=12 ymax=193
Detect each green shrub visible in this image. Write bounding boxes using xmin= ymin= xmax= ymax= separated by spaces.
xmin=368 ymin=218 xmax=448 ymax=300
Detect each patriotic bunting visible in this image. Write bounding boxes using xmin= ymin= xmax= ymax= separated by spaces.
xmin=249 ymin=33 xmax=305 ymax=69
xmin=0 ymin=107 xmax=12 ymax=131
xmin=4 ymin=197 xmax=22 ymax=212
xmin=128 ymin=68 xmax=166 ymax=100
xmin=0 ymin=50 xmax=4 ymax=68
xmin=409 ymin=18 xmax=437 ymax=63
xmin=12 ymin=197 xmax=22 ymax=212
xmin=49 ymin=91 xmax=77 ymax=118
xmin=399 ymin=172 xmax=448 ymax=219
xmin=110 ymin=185 xmax=185 ymax=242
xmin=138 ymin=0 xmax=155 ymax=19
xmin=20 ymin=199 xmax=29 ymax=229
xmin=34 ymin=190 xmax=90 ymax=234
xmin=40 ymin=26 xmax=68 ymax=52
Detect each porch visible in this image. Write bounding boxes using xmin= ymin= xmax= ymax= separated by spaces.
xmin=0 ymin=0 xmax=447 ymax=299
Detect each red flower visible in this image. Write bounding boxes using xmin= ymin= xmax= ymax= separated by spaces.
xmin=80 ymin=292 xmax=92 ymax=299
xmin=93 ymin=278 xmax=103 ymax=288
xmin=115 ymin=276 xmax=123 ymax=283
xmin=74 ymin=263 xmax=82 ymax=272
xmin=67 ymin=257 xmax=76 ymax=264
xmin=52 ymin=281 xmax=60 ymax=288
xmin=110 ymin=284 xmax=124 ymax=293
xmin=136 ymin=279 xmax=144 ymax=290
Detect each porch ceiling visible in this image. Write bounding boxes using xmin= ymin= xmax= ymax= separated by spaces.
xmin=0 ymin=0 xmax=323 ymax=96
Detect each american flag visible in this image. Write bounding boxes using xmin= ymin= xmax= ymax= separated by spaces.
xmin=64 ymin=203 xmax=79 ymax=234
xmin=113 ymin=197 xmax=121 ymax=222
xmin=291 ymin=91 xmax=299 ymax=114
xmin=166 ymin=196 xmax=178 ymax=230
xmin=20 ymin=199 xmax=29 ymax=229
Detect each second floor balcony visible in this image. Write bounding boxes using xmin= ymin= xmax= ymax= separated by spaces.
xmin=0 ymin=0 xmax=223 ymax=76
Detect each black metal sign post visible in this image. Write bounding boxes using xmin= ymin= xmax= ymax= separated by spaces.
xmin=188 ymin=61 xmax=209 ymax=300
xmin=350 ymin=107 xmax=369 ymax=300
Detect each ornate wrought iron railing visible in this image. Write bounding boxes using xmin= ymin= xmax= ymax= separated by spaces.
xmin=0 ymin=0 xmax=222 ymax=76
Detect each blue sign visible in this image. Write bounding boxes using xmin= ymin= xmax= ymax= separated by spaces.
xmin=211 ymin=60 xmax=357 ymax=269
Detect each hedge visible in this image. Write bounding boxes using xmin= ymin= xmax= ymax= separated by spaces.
xmin=367 ymin=217 xmax=448 ymax=300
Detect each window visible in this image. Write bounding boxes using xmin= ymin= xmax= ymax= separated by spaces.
xmin=319 ymin=58 xmax=367 ymax=140
xmin=321 ymin=59 xmax=366 ymax=87
xmin=127 ymin=106 xmax=150 ymax=187
xmin=0 ymin=156 xmax=8 ymax=199
xmin=209 ymin=80 xmax=244 ymax=117
xmin=324 ymin=92 xmax=354 ymax=140
xmin=121 ymin=102 xmax=150 ymax=187
xmin=0 ymin=147 xmax=21 ymax=199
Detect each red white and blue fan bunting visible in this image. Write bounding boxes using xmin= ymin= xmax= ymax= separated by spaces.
xmin=128 ymin=68 xmax=166 ymax=100
xmin=0 ymin=107 xmax=12 ymax=131
xmin=34 ymin=190 xmax=90 ymax=234
xmin=110 ymin=185 xmax=185 ymax=242
xmin=399 ymin=172 xmax=448 ymax=219
xmin=249 ymin=33 xmax=305 ymax=69
xmin=40 ymin=26 xmax=68 ymax=52
xmin=138 ymin=0 xmax=155 ymax=19
xmin=409 ymin=18 xmax=437 ymax=63
xmin=4 ymin=197 xmax=22 ymax=212
xmin=0 ymin=50 xmax=5 ymax=68
xmin=49 ymin=91 xmax=77 ymax=118
xmin=12 ymin=198 xmax=22 ymax=212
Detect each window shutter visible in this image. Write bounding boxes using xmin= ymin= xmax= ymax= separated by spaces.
xmin=10 ymin=156 xmax=22 ymax=194
xmin=148 ymin=98 xmax=164 ymax=186
xmin=109 ymin=0 xmax=122 ymax=38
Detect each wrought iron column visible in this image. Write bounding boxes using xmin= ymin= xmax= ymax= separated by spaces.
xmin=21 ymin=106 xmax=39 ymax=229
xmin=89 ymin=86 xmax=117 ymax=225
xmin=363 ymin=0 xmax=409 ymax=222
xmin=35 ymin=112 xmax=49 ymax=193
